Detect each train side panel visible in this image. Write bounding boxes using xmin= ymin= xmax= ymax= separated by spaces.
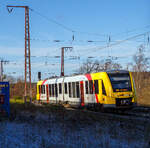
xmin=36 ymin=70 xmax=136 ymax=109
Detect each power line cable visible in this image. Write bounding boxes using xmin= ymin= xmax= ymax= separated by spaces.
xmin=29 ymin=7 xmax=150 ymax=44
xmin=100 ymin=31 xmax=150 ymax=50
xmin=29 ymin=7 xmax=108 ymax=37
xmin=30 ymin=38 xmax=107 ymax=43
xmin=112 ymin=25 xmax=150 ymax=38
xmin=29 ymin=8 xmax=74 ymax=33
xmin=81 ymin=31 xmax=150 ymax=56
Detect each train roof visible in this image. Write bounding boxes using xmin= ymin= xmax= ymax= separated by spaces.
xmin=106 ymin=70 xmax=129 ymax=74
xmin=43 ymin=74 xmax=89 ymax=84
xmin=38 ymin=70 xmax=130 ymax=84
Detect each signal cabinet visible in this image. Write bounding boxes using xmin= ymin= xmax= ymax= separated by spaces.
xmin=0 ymin=82 xmax=10 ymax=116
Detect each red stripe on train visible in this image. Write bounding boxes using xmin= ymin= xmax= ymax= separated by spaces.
xmin=80 ymin=81 xmax=85 ymax=106
xmin=85 ymin=74 xmax=99 ymax=103
xmin=39 ymin=80 xmax=47 ymax=101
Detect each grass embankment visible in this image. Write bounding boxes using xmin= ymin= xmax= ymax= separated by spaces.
xmin=9 ymin=98 xmax=112 ymax=124
xmin=10 ymin=98 xmax=65 ymax=114
xmin=9 ymin=98 xmax=148 ymax=125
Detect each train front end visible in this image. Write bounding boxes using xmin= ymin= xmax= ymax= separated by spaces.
xmin=105 ymin=70 xmax=136 ymax=109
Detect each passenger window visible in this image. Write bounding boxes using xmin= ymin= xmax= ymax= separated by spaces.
xmin=65 ymin=83 xmax=67 ymax=94
xmin=85 ymin=81 xmax=88 ymax=94
xmin=76 ymin=82 xmax=80 ymax=98
xmin=89 ymin=80 xmax=93 ymax=94
xmin=59 ymin=83 xmax=62 ymax=94
xmin=72 ymin=82 xmax=76 ymax=98
xmin=94 ymin=80 xmax=99 ymax=94
xmin=69 ymin=82 xmax=72 ymax=97
xmin=102 ymin=81 xmax=106 ymax=95
xmin=52 ymin=84 xmax=54 ymax=97
xmin=41 ymin=85 xmax=45 ymax=94
xmin=49 ymin=84 xmax=51 ymax=97
xmin=55 ymin=84 xmax=58 ymax=97
xmin=44 ymin=85 xmax=46 ymax=94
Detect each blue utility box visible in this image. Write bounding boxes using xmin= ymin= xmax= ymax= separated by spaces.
xmin=0 ymin=82 xmax=10 ymax=117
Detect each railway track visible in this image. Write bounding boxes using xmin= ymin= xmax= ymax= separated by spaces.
xmin=66 ymin=106 xmax=150 ymax=122
xmin=33 ymin=101 xmax=150 ymax=121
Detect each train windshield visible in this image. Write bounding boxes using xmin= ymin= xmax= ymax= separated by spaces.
xmin=108 ymin=72 xmax=132 ymax=92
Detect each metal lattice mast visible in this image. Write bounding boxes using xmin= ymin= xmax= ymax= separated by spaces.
xmin=61 ymin=47 xmax=64 ymax=76
xmin=7 ymin=6 xmax=32 ymax=103
xmin=25 ymin=7 xmax=32 ymax=101
xmin=61 ymin=47 xmax=73 ymax=77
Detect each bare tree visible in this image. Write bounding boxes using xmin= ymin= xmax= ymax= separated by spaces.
xmin=77 ymin=59 xmax=95 ymax=74
xmin=132 ymin=44 xmax=149 ymax=103
xmin=133 ymin=44 xmax=149 ymax=72
xmin=77 ymin=58 xmax=122 ymax=74
xmin=111 ymin=62 xmax=122 ymax=69
xmin=4 ymin=75 xmax=16 ymax=84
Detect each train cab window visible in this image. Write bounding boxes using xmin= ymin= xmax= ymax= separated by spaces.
xmin=49 ymin=84 xmax=51 ymax=97
xmin=69 ymin=82 xmax=72 ymax=97
xmin=102 ymin=81 xmax=106 ymax=95
xmin=85 ymin=81 xmax=89 ymax=94
xmin=52 ymin=84 xmax=54 ymax=97
xmin=108 ymin=72 xmax=132 ymax=92
xmin=89 ymin=80 xmax=93 ymax=94
xmin=65 ymin=83 xmax=67 ymax=94
xmin=72 ymin=82 xmax=76 ymax=98
xmin=55 ymin=84 xmax=58 ymax=97
xmin=59 ymin=83 xmax=62 ymax=94
xmin=76 ymin=82 xmax=80 ymax=98
xmin=94 ymin=80 xmax=99 ymax=94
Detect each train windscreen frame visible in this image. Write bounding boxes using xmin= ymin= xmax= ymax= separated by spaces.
xmin=107 ymin=72 xmax=132 ymax=92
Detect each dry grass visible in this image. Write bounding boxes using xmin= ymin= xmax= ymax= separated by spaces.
xmin=132 ymin=72 xmax=150 ymax=106
xmin=10 ymin=98 xmax=66 ymax=117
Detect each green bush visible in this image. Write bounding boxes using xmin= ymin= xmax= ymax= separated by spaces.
xmin=13 ymin=96 xmax=22 ymax=100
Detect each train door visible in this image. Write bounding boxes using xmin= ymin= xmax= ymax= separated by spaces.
xmin=98 ymin=80 xmax=103 ymax=103
xmin=55 ymin=84 xmax=58 ymax=103
xmin=46 ymin=85 xmax=49 ymax=103
xmin=80 ymin=81 xmax=84 ymax=106
xmin=38 ymin=85 xmax=41 ymax=101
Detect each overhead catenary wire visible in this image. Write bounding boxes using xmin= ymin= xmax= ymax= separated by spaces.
xmin=28 ymin=7 xmax=150 ymax=48
xmin=99 ymin=31 xmax=150 ymax=50
xmin=3 ymin=5 xmax=150 ymax=78
xmin=5 ymin=31 xmax=150 ymax=63
xmin=30 ymin=38 xmax=107 ymax=43
xmin=30 ymin=7 xmax=150 ymax=39
xmin=27 ymin=31 xmax=150 ymax=65
xmin=29 ymin=8 xmax=74 ymax=33
xmin=111 ymin=25 xmax=150 ymax=38
xmin=29 ymin=7 xmax=108 ymax=37
xmin=80 ymin=31 xmax=150 ymax=57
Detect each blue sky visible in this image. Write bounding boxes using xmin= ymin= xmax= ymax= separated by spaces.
xmin=0 ymin=0 xmax=150 ymax=81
